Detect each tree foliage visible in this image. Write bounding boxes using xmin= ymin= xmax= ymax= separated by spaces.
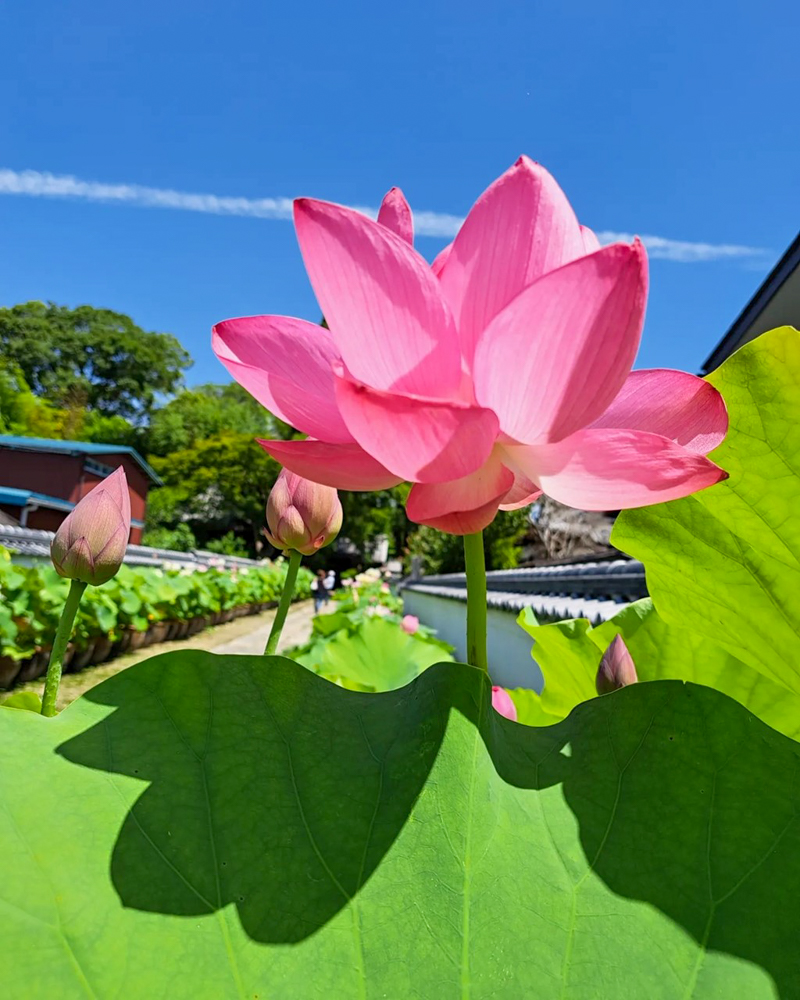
xmin=406 ymin=507 xmax=530 ymax=574
xmin=146 ymin=383 xmax=283 ymax=456
xmin=0 ymin=301 xmax=191 ymax=420
xmin=146 ymin=433 xmax=282 ymax=554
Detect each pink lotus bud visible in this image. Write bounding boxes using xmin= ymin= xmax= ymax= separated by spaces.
xmin=491 ymin=686 xmax=517 ymax=722
xmin=596 ymin=635 xmax=639 ymax=695
xmin=401 ymin=614 xmax=419 ymax=634
xmin=51 ymin=467 xmax=131 ymax=586
xmin=265 ymin=469 xmax=343 ymax=556
xmin=381 ymin=582 xmax=390 ymax=594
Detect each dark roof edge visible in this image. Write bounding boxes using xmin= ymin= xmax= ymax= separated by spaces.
xmin=0 ymin=436 xmax=163 ymax=486
xmin=701 ymin=230 xmax=800 ymax=374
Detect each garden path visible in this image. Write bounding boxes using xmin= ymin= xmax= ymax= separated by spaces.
xmin=7 ymin=600 xmax=316 ymax=712
xmin=212 ymin=599 xmax=317 ymax=656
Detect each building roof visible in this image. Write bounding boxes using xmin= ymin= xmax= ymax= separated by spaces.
xmin=0 ymin=487 xmax=145 ymax=527
xmin=701 ymin=231 xmax=800 ymax=373
xmin=0 ymin=435 xmax=163 ymax=485
xmin=0 ymin=487 xmax=75 ymax=512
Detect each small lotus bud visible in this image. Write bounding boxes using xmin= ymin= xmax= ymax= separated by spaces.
xmin=596 ymin=635 xmax=639 ymax=695
xmin=491 ymin=686 xmax=517 ymax=722
xmin=265 ymin=469 xmax=343 ymax=556
xmin=51 ymin=467 xmax=131 ymax=586
xmin=401 ymin=614 xmax=419 ymax=635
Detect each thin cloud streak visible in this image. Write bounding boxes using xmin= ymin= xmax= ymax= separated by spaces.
xmin=0 ymin=168 xmax=768 ymax=263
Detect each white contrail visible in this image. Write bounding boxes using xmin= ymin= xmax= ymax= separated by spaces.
xmin=0 ymin=168 xmax=768 ymax=263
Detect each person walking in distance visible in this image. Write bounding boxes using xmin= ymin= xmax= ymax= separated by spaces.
xmin=312 ymin=569 xmax=328 ymax=613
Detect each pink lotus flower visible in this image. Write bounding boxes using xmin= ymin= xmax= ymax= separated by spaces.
xmin=401 ymin=614 xmax=419 ymax=634
xmin=51 ymin=467 xmax=131 ymax=585
xmin=213 ymin=159 xmax=728 ymax=534
xmin=491 ymin=686 xmax=518 ymax=722
xmin=265 ymin=469 xmax=343 ymax=556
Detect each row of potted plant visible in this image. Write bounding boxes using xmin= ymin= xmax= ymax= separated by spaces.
xmin=0 ymin=547 xmax=312 ymax=688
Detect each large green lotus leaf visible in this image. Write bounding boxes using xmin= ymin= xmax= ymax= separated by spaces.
xmin=310 ymin=614 xmax=450 ymax=690
xmin=613 ymin=326 xmax=800 ymax=696
xmin=515 ymin=599 xmax=800 ymax=739
xmin=2 ymin=650 xmax=800 ymax=998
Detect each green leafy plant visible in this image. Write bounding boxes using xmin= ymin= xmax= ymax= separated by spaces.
xmin=0 ymin=553 xmax=312 ymax=688
xmin=613 ymin=325 xmax=800 ymax=696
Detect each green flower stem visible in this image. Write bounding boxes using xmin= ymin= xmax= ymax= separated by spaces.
xmin=463 ymin=531 xmax=488 ymax=673
xmin=265 ymin=549 xmax=303 ymax=656
xmin=41 ymin=579 xmax=87 ymax=717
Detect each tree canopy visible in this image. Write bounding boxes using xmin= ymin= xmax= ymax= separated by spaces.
xmin=146 ymin=383 xmax=287 ymax=456
xmin=0 ymin=301 xmax=191 ymax=421
xmin=146 ymin=433 xmax=283 ymax=553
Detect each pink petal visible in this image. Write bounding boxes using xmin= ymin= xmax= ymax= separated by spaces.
xmin=293 ymin=198 xmax=461 ymax=398
xmin=212 ymin=316 xmax=353 ymax=443
xmin=411 ymin=498 xmax=505 ymax=535
xmin=377 ymin=187 xmax=413 ymax=245
xmin=580 ymin=225 xmax=601 ymax=253
xmin=436 ymin=156 xmax=585 ymax=368
xmin=592 ymin=369 xmax=728 ymax=455
xmin=405 ymin=456 xmax=514 ymax=533
xmin=92 ymin=466 xmax=131 ymax=528
xmin=504 ymin=428 xmax=727 ymax=511
xmin=491 ymin=686 xmax=518 ymax=721
xmin=474 ymin=242 xmax=648 ymax=445
xmin=333 ymin=368 xmax=500 ymax=483
xmin=257 ymin=439 xmax=403 ymax=491
xmin=499 ymin=470 xmax=542 ymax=511
xmin=431 ymin=243 xmax=452 ymax=277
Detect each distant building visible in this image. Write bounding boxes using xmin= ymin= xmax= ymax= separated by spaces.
xmin=702 ymin=231 xmax=800 ymax=372
xmin=0 ymin=436 xmax=162 ymax=544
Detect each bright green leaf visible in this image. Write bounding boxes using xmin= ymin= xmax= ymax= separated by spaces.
xmin=613 ymin=326 xmax=800 ymax=696
xmin=1 ymin=690 xmax=42 ymax=712
xmin=517 ymin=599 xmax=800 ymax=740
xmin=312 ymin=614 xmax=449 ymax=690
xmin=0 ymin=651 xmax=798 ymax=998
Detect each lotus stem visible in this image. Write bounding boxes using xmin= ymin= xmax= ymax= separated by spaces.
xmin=265 ymin=550 xmax=303 ymax=655
xmin=41 ymin=579 xmax=87 ymax=717
xmin=463 ymin=531 xmax=488 ymax=673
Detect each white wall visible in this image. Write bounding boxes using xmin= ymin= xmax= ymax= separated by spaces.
xmin=402 ymin=590 xmax=544 ymax=692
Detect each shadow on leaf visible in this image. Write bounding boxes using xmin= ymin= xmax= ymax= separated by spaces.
xmin=53 ymin=651 xmax=800 ymax=996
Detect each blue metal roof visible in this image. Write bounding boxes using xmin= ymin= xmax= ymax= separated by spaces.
xmin=0 ymin=487 xmax=75 ymax=512
xmin=0 ymin=435 xmax=162 ymax=485
xmin=0 ymin=488 xmax=145 ymax=528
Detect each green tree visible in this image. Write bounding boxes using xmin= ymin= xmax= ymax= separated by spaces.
xmin=79 ymin=411 xmax=143 ymax=449
xmin=146 ymin=433 xmax=282 ymax=555
xmin=405 ymin=508 xmax=530 ymax=574
xmin=0 ymin=301 xmax=191 ymax=421
xmin=146 ymin=383 xmax=282 ymax=457
xmin=0 ymin=359 xmax=70 ymax=437
xmin=338 ymin=486 xmax=411 ymax=561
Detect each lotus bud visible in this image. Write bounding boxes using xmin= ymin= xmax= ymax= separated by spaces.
xmin=265 ymin=469 xmax=343 ymax=556
xmin=401 ymin=614 xmax=419 ymax=635
xmin=491 ymin=686 xmax=517 ymax=722
xmin=51 ymin=467 xmax=131 ymax=586
xmin=596 ymin=635 xmax=639 ymax=695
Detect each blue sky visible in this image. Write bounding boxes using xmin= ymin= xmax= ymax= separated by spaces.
xmin=1 ymin=0 xmax=797 ymax=386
